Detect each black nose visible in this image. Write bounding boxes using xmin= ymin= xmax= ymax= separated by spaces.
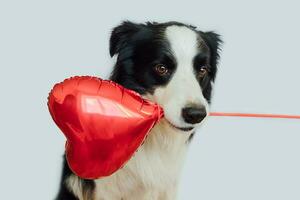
xmin=182 ymin=106 xmax=207 ymax=124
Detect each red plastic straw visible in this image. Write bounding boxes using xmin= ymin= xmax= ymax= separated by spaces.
xmin=209 ymin=112 xmax=300 ymax=119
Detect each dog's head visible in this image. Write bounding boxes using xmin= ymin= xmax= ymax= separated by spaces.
xmin=110 ymin=21 xmax=222 ymax=133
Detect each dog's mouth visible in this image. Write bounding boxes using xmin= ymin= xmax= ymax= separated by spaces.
xmin=166 ymin=120 xmax=194 ymax=132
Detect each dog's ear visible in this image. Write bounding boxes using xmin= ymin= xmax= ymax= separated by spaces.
xmin=200 ymin=31 xmax=222 ymax=68
xmin=109 ymin=21 xmax=142 ymax=57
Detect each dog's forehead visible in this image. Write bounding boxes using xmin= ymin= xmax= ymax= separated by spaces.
xmin=164 ymin=25 xmax=203 ymax=63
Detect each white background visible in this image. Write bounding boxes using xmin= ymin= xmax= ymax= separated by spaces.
xmin=0 ymin=0 xmax=299 ymax=199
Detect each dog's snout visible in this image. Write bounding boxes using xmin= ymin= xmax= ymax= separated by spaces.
xmin=182 ymin=106 xmax=207 ymax=124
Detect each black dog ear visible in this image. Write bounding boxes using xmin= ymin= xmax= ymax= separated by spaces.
xmin=109 ymin=21 xmax=142 ymax=57
xmin=200 ymin=31 xmax=222 ymax=68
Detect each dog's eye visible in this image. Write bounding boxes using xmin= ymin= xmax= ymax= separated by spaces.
xmin=154 ymin=64 xmax=169 ymax=76
xmin=198 ymin=66 xmax=208 ymax=78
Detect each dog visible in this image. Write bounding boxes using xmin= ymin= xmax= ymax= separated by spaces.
xmin=56 ymin=21 xmax=222 ymax=200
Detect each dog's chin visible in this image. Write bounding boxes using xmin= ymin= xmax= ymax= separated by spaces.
xmin=164 ymin=119 xmax=195 ymax=133
xmin=142 ymin=94 xmax=195 ymax=133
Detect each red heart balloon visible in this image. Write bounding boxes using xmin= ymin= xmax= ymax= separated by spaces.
xmin=48 ymin=76 xmax=163 ymax=179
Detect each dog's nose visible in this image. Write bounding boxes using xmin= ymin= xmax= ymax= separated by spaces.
xmin=182 ymin=106 xmax=207 ymax=124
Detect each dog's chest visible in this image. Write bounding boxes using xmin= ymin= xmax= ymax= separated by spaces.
xmin=94 ymin=124 xmax=190 ymax=199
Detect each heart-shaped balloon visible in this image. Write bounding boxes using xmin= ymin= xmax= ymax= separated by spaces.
xmin=48 ymin=76 xmax=163 ymax=179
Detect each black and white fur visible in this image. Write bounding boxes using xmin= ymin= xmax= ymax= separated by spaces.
xmin=56 ymin=21 xmax=222 ymax=200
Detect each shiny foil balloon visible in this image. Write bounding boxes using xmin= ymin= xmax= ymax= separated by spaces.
xmin=48 ymin=76 xmax=163 ymax=179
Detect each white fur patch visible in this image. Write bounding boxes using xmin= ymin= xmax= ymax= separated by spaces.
xmin=66 ymin=175 xmax=85 ymax=200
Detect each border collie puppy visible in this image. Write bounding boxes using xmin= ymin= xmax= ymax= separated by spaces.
xmin=56 ymin=21 xmax=222 ymax=200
